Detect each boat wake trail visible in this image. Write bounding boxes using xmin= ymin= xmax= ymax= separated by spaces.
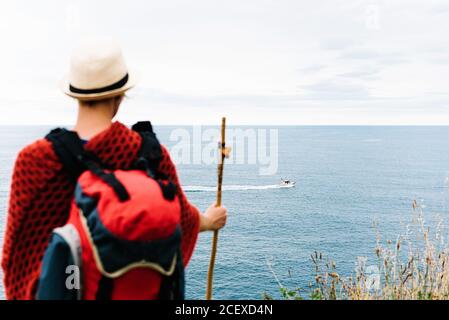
xmin=183 ymin=184 xmax=295 ymax=192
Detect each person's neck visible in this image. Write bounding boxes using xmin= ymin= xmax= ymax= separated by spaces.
xmin=74 ymin=105 xmax=114 ymax=140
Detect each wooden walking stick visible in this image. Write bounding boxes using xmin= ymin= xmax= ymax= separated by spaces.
xmin=206 ymin=117 xmax=230 ymax=300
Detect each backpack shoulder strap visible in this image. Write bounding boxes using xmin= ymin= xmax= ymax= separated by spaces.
xmin=45 ymin=128 xmax=130 ymax=202
xmin=132 ymin=121 xmax=177 ymax=200
xmin=45 ymin=128 xmax=87 ymax=181
xmin=132 ymin=121 xmax=162 ymax=171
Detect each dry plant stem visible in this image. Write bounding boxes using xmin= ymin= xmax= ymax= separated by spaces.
xmin=270 ymin=200 xmax=449 ymax=300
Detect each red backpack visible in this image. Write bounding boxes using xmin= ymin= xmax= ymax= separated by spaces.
xmin=36 ymin=122 xmax=184 ymax=300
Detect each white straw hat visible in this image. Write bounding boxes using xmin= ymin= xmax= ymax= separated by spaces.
xmin=61 ymin=37 xmax=139 ymax=101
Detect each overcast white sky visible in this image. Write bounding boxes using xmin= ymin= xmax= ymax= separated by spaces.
xmin=0 ymin=0 xmax=449 ymax=125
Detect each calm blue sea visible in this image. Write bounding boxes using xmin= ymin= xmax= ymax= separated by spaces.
xmin=2 ymin=126 xmax=449 ymax=300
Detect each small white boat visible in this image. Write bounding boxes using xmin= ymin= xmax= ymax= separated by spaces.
xmin=280 ymin=178 xmax=296 ymax=188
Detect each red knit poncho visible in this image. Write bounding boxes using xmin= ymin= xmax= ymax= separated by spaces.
xmin=1 ymin=122 xmax=200 ymax=300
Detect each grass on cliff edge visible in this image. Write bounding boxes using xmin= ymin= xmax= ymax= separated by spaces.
xmin=265 ymin=200 xmax=449 ymax=300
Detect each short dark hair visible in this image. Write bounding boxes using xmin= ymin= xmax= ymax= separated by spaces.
xmin=81 ymin=94 xmax=124 ymax=107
